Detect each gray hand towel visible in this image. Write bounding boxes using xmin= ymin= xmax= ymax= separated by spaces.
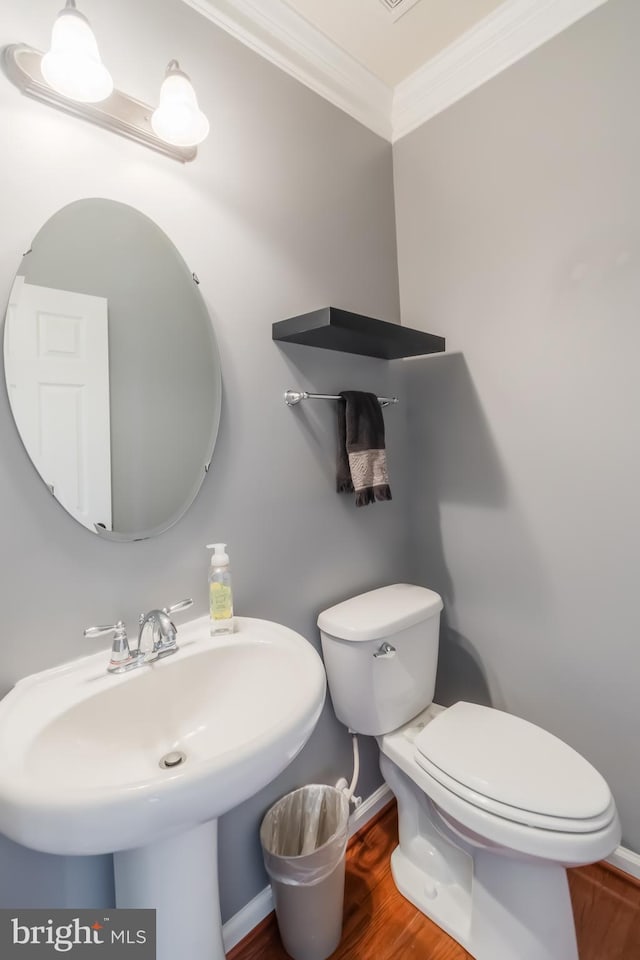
xmin=337 ymin=391 xmax=392 ymax=507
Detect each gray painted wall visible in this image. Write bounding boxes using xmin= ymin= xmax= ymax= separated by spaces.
xmin=0 ymin=0 xmax=405 ymax=919
xmin=394 ymin=0 xmax=640 ymax=851
xmin=4 ymin=0 xmax=636 ymax=928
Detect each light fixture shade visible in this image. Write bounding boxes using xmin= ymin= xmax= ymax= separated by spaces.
xmin=41 ymin=0 xmax=113 ymax=103
xmin=151 ymin=61 xmax=209 ymax=148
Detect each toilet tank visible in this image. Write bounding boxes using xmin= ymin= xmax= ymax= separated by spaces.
xmin=318 ymin=584 xmax=443 ymax=736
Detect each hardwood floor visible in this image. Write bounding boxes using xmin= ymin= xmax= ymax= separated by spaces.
xmin=229 ymin=803 xmax=640 ymax=960
xmin=568 ymin=861 xmax=640 ymax=960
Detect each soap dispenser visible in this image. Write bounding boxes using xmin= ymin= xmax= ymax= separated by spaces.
xmin=207 ymin=543 xmax=234 ymax=635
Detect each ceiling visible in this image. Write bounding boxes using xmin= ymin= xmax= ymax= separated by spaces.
xmin=279 ymin=0 xmax=506 ymax=87
xmin=182 ymin=0 xmax=609 ymax=141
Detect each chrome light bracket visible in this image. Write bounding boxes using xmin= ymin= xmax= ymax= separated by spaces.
xmin=3 ymin=44 xmax=197 ymax=163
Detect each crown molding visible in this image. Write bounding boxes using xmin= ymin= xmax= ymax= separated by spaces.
xmin=181 ymin=0 xmax=609 ymax=144
xmin=392 ymin=0 xmax=609 ymax=141
xmin=180 ymin=0 xmax=393 ymax=139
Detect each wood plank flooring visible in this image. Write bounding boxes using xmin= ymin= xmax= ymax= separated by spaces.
xmin=229 ymin=802 xmax=640 ymax=960
xmin=568 ymin=861 xmax=640 ymax=960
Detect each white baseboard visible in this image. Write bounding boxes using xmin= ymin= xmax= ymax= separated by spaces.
xmin=607 ymin=845 xmax=640 ymax=882
xmin=348 ymin=783 xmax=393 ymax=838
xmin=222 ymin=783 xmax=393 ymax=953
xmin=222 ymin=884 xmax=274 ymax=954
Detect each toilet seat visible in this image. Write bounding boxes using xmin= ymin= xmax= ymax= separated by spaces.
xmin=414 ymin=702 xmax=615 ymax=833
xmin=379 ymin=703 xmax=620 ymax=865
xmin=415 ymin=752 xmax=617 ymax=833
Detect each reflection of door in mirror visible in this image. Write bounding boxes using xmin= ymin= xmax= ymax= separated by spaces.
xmin=6 ymin=276 xmax=112 ymax=532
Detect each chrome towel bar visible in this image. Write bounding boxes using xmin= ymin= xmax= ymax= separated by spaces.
xmin=284 ymin=390 xmax=398 ymax=407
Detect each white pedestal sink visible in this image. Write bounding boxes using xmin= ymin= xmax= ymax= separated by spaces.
xmin=0 ymin=616 xmax=326 ymax=959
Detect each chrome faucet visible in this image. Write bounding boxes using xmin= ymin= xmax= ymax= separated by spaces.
xmin=84 ymin=599 xmax=193 ymax=674
xmin=138 ymin=606 xmax=180 ymax=658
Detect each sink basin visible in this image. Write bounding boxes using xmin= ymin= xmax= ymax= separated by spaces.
xmin=0 ymin=616 xmax=326 ymax=856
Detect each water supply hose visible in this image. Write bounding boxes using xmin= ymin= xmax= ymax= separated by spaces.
xmin=345 ymin=732 xmax=362 ymax=808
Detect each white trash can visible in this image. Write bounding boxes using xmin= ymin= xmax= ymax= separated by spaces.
xmin=260 ymin=785 xmax=349 ymax=960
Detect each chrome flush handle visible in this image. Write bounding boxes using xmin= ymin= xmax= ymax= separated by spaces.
xmin=373 ymin=642 xmax=396 ymax=659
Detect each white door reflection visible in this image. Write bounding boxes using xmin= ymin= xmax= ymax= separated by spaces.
xmin=6 ymin=276 xmax=112 ymax=532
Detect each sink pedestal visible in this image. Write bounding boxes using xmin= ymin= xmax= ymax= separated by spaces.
xmin=114 ymin=819 xmax=225 ymax=960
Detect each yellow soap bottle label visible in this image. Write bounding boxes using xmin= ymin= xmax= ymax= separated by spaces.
xmin=210 ymin=581 xmax=232 ymax=620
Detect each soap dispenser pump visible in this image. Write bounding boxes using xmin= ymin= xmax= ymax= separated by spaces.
xmin=207 ymin=543 xmax=234 ymax=635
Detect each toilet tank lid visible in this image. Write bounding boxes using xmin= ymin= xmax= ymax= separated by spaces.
xmin=317 ymin=584 xmax=443 ymax=642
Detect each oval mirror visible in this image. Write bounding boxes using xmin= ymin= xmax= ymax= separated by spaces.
xmin=3 ymin=199 xmax=221 ymax=540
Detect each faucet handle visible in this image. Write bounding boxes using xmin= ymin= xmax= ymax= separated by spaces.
xmin=84 ymin=620 xmax=133 ymax=673
xmin=84 ymin=621 xmax=125 ymax=639
xmin=162 ymin=599 xmax=193 ymax=617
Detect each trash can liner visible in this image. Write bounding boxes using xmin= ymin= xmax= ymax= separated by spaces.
xmin=260 ymin=785 xmax=349 ymax=886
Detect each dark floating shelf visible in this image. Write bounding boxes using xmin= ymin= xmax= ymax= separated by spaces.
xmin=272 ymin=307 xmax=445 ymax=360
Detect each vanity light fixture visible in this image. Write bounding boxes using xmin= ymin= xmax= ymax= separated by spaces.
xmin=40 ymin=0 xmax=113 ymax=103
xmin=151 ymin=60 xmax=210 ymax=148
xmin=2 ymin=1 xmax=209 ymax=163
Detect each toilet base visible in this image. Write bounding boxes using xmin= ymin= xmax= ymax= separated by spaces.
xmin=381 ymin=753 xmax=580 ymax=960
xmin=391 ymin=846 xmax=472 ymax=946
xmin=391 ymin=843 xmax=579 ymax=960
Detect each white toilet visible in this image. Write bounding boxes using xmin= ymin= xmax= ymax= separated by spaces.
xmin=318 ymin=583 xmax=621 ymax=960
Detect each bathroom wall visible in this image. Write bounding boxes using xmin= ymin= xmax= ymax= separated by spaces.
xmin=394 ymin=0 xmax=640 ymax=851
xmin=0 ymin=0 xmax=407 ymax=918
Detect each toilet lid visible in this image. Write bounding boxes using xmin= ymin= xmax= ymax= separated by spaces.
xmin=414 ymin=702 xmax=612 ymax=822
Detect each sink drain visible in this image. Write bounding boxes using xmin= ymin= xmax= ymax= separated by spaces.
xmin=159 ymin=750 xmax=187 ymax=770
